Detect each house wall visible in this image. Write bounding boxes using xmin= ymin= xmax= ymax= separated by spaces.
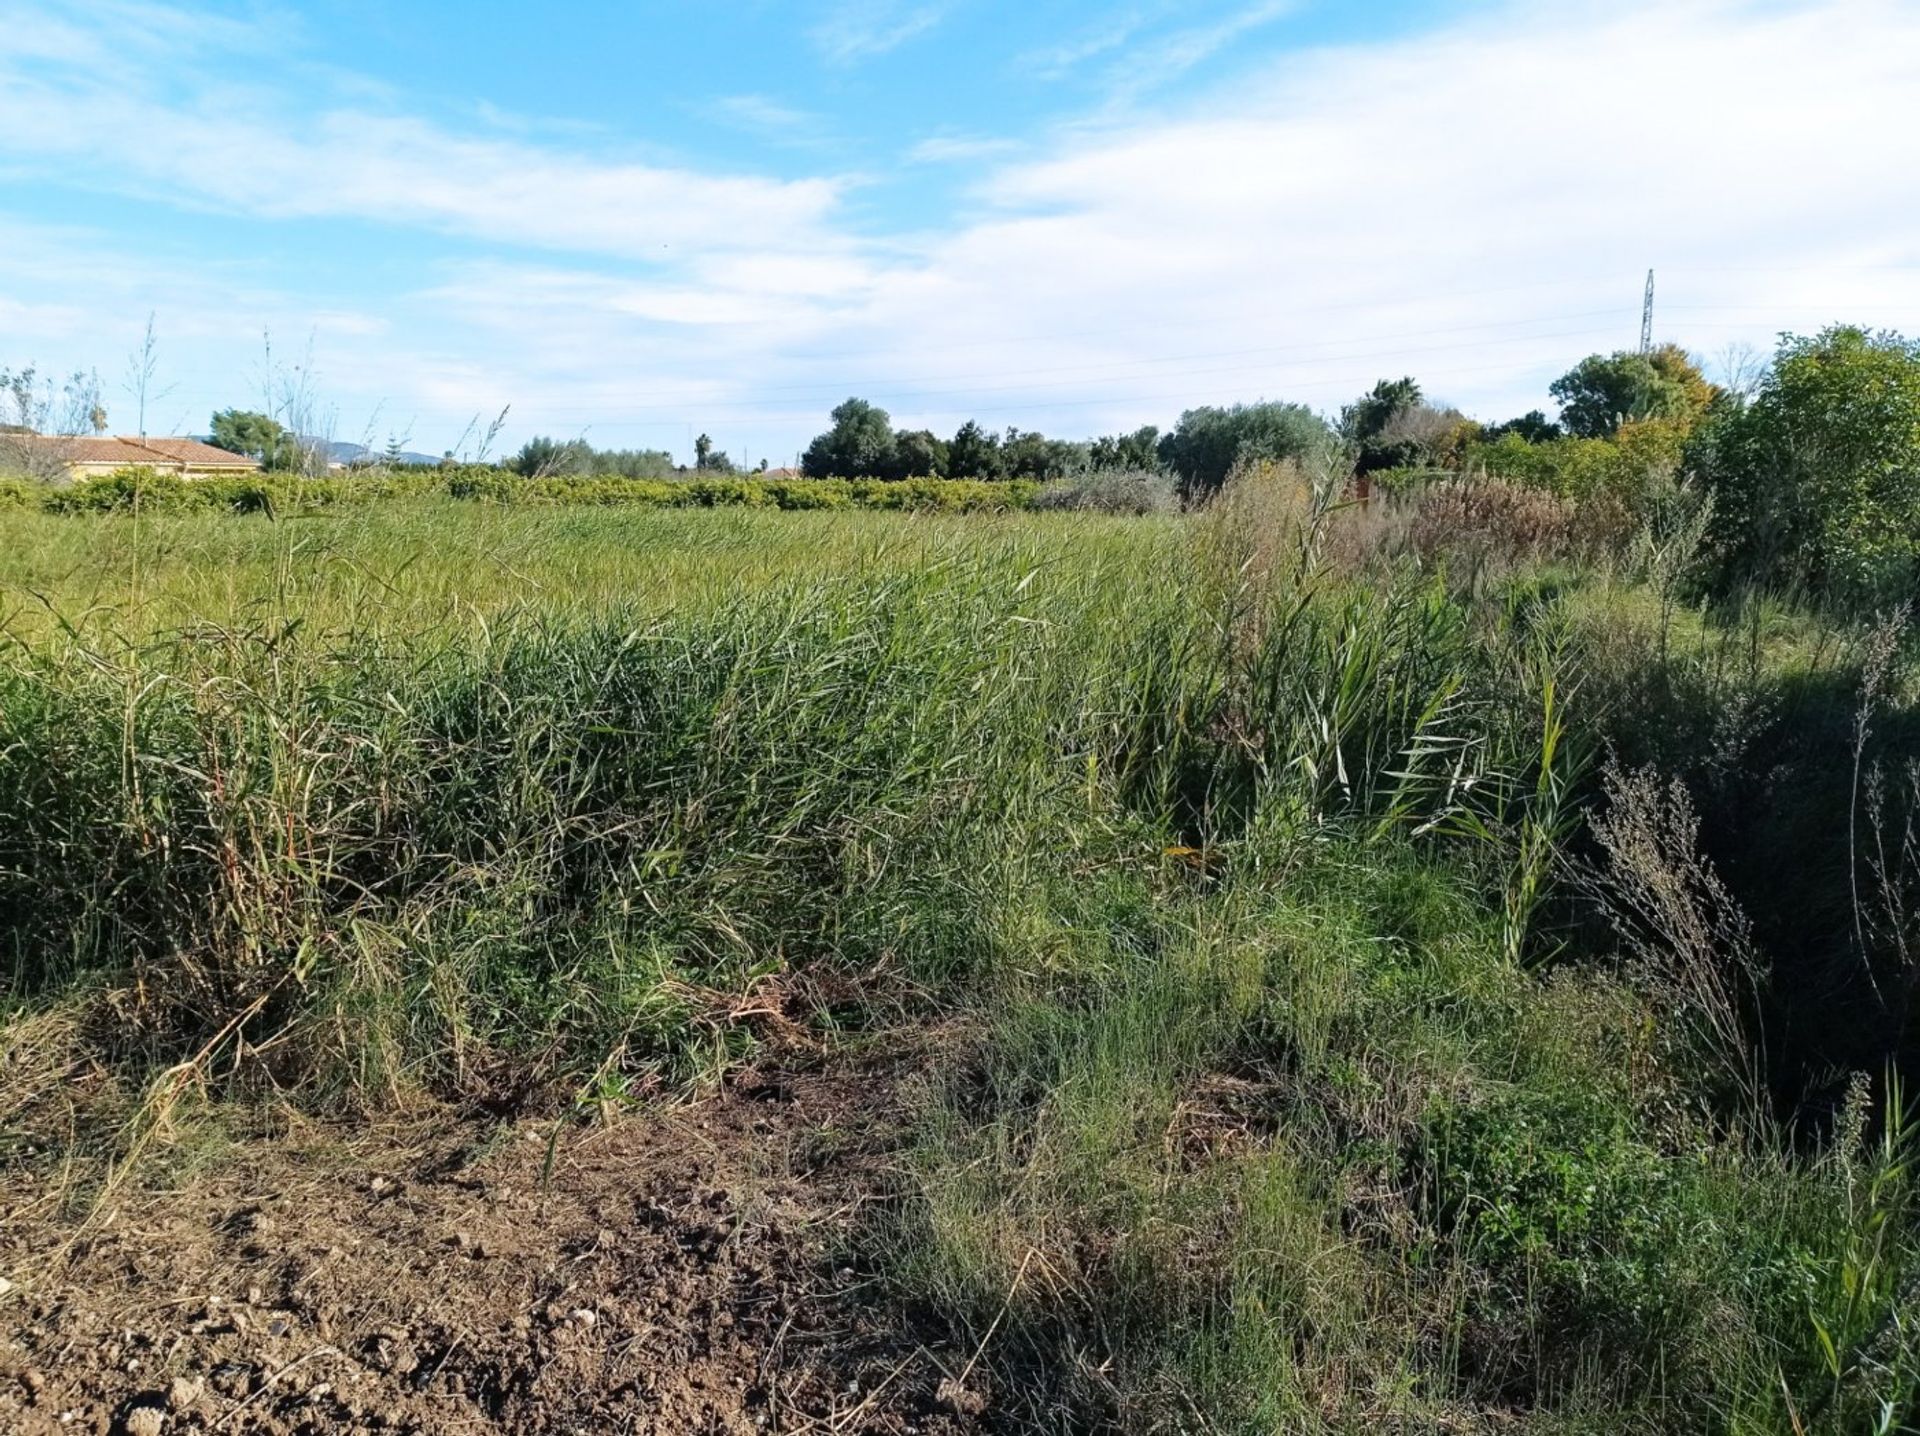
xmin=63 ymin=460 xmax=259 ymax=481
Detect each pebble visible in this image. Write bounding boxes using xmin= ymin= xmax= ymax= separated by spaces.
xmin=122 ymin=1405 xmax=165 ymax=1436
xmin=167 ymin=1375 xmax=203 ymax=1410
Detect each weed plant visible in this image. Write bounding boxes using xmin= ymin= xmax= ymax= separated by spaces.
xmin=1 ymin=469 xmax=1915 ymax=1431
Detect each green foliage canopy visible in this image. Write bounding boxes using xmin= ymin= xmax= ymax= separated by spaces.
xmin=1088 ymin=426 xmax=1161 ymax=472
xmin=802 ymin=398 xmax=897 ymax=479
xmin=947 ymin=420 xmax=1005 ymax=480
xmin=1694 ymin=325 xmax=1920 ymax=599
xmin=1157 ymin=400 xmax=1333 ymax=498
xmin=886 ymin=428 xmax=950 ymax=480
xmin=208 ymin=409 xmax=293 ymax=469
xmin=512 ymin=435 xmax=592 ymax=478
xmin=1550 ymin=345 xmax=1715 ymax=439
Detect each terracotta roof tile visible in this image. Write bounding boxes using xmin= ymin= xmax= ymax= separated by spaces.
xmin=6 ymin=435 xmax=260 ymax=470
xmin=129 ymin=437 xmax=259 ymax=466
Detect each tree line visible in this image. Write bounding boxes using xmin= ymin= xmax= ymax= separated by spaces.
xmin=794 ymin=326 xmax=1919 ymax=604
xmin=18 ymin=321 xmax=1917 ymax=607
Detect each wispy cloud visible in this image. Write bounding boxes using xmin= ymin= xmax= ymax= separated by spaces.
xmin=1156 ymin=0 xmax=1298 ymax=78
xmin=0 ymin=1 xmax=848 ymax=262
xmin=1016 ymin=0 xmax=1297 ymax=93
xmin=4 ymin=0 xmax=1920 ymax=467
xmin=1015 ymin=5 xmax=1165 ymax=79
xmin=709 ymin=94 xmax=833 ymax=147
xmin=808 ymin=0 xmax=950 ymax=65
xmin=906 ymin=133 xmax=1023 ymax=164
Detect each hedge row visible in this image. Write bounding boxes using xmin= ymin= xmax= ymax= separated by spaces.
xmin=0 ymin=468 xmax=1044 ymax=516
xmin=446 ymin=471 xmax=1040 ymax=512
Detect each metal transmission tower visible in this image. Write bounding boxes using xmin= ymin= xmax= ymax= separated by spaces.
xmin=1639 ymin=269 xmax=1655 ymax=354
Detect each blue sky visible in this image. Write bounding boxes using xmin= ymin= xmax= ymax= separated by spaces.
xmin=3 ymin=0 xmax=1920 ymax=465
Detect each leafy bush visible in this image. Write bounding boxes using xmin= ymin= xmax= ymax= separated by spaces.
xmin=1467 ymin=418 xmax=1688 ymax=508
xmin=0 ymin=477 xmax=40 ymax=510
xmin=1031 ymin=467 xmax=1180 ymax=515
xmin=849 ymin=477 xmax=1038 ymax=511
xmin=1549 ymin=344 xmax=1717 ymax=439
xmin=42 ymin=467 xmax=192 ymax=513
xmin=443 ymin=471 xmax=1040 ymax=513
xmin=1158 ymin=400 xmax=1334 ymax=500
xmin=1692 ymin=325 xmax=1920 ymax=602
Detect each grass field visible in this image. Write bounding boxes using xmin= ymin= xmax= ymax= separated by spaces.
xmin=2 ymin=484 xmax=1917 ymax=1433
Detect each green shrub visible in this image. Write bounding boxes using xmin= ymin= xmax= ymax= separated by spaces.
xmin=1030 ymin=467 xmax=1180 ymax=514
xmin=1693 ymin=325 xmax=1920 ymax=602
xmin=44 ymin=467 xmax=192 ymax=513
xmin=1467 ymin=418 xmax=1688 ymax=508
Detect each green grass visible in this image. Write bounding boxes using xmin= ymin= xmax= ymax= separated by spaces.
xmin=2 ymin=490 xmax=1916 ymax=1432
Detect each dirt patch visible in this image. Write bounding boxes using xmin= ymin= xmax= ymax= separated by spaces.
xmin=0 ymin=1058 xmax=978 ymax=1435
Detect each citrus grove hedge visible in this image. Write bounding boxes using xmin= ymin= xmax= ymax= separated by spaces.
xmin=0 ymin=467 xmax=1043 ymax=516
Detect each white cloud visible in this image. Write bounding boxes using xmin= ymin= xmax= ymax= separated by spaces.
xmin=0 ymin=2 xmax=847 ymax=263
xmin=1019 ymin=0 xmax=1300 ymax=99
xmin=709 ymin=94 xmax=833 ymax=147
xmin=906 ymin=133 xmax=1025 ymax=164
xmin=3 ymin=0 xmax=1920 ymax=464
xmin=800 ymin=0 xmax=1920 ymax=437
xmin=1016 ymin=8 xmax=1163 ymax=78
xmin=808 ymin=1 xmax=951 ymax=65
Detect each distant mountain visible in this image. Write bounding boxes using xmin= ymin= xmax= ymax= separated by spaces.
xmin=189 ymin=437 xmax=448 ymax=468
xmin=318 ymin=439 xmax=444 ymax=467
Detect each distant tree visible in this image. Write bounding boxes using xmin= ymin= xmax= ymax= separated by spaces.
xmin=2 ymin=366 xmax=105 ymax=464
xmin=1088 ymin=425 xmax=1161 ymax=471
xmin=802 ymin=398 xmax=896 ymax=478
xmin=947 ymin=420 xmax=1006 ymax=480
xmin=885 ymin=428 xmax=949 ymax=479
xmin=1484 ymin=409 xmax=1563 ymax=444
xmin=1047 ymin=438 xmax=1093 ymax=479
xmin=589 ymin=446 xmax=676 ymax=480
xmin=1550 ymin=344 xmax=1716 ymax=439
xmin=1372 ymin=403 xmax=1473 ymax=473
xmin=1340 ymin=377 xmax=1422 ymax=446
xmin=512 ymin=435 xmax=592 ymax=478
xmin=209 ymin=409 xmax=293 ymax=468
xmin=1158 ymin=400 xmax=1333 ymax=499
xmin=694 ymin=433 xmax=735 ymax=473
xmin=1340 ymin=377 xmax=1438 ymax=474
xmin=1000 ymin=428 xmax=1086 ymax=481
xmin=1693 ymin=325 xmax=1920 ymax=600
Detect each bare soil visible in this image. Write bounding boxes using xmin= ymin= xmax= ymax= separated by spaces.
xmin=0 ymin=1058 xmax=979 ymax=1435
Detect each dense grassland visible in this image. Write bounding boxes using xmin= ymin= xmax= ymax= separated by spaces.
xmin=3 ymin=484 xmax=1918 ymax=1432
